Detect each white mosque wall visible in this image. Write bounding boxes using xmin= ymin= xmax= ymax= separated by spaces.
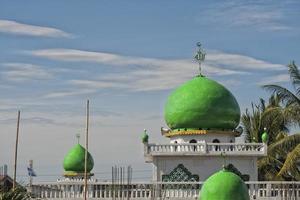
xmin=152 ymin=156 xmax=258 ymax=182
xmin=169 ymin=133 xmax=235 ymax=144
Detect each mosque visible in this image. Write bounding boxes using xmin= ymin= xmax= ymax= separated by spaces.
xmin=28 ymin=44 xmax=299 ymax=200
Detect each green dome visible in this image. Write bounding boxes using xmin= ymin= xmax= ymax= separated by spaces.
xmin=141 ymin=129 xmax=149 ymax=143
xmin=261 ymin=131 xmax=269 ymax=143
xmin=63 ymin=144 xmax=94 ymax=173
xmin=199 ymin=169 xmax=250 ymax=200
xmin=164 ymin=76 xmax=240 ymax=130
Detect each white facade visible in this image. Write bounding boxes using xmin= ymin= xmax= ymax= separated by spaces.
xmin=169 ymin=133 xmax=235 ymax=144
xmin=152 ymin=155 xmax=258 ymax=181
xmin=144 ymin=131 xmax=266 ymax=182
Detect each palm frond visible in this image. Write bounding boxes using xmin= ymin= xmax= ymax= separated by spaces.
xmin=277 ymin=143 xmax=300 ymax=180
xmin=258 ymin=156 xmax=284 ymax=169
xmin=262 ymin=84 xmax=300 ymax=106
xmin=284 ymin=103 xmax=300 ymax=125
xmin=268 ymin=94 xmax=282 ymax=108
xmin=0 ymin=187 xmax=30 ymax=200
xmin=287 ymin=61 xmax=300 ymax=96
xmin=259 ymin=98 xmax=266 ymax=112
xmin=258 ymin=156 xmax=284 ymax=181
xmin=268 ymin=134 xmax=300 ymax=157
xmin=275 ymin=132 xmax=288 ymax=141
xmin=241 ymin=109 xmax=252 ymax=142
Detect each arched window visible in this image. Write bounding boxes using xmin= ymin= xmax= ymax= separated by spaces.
xmin=189 ymin=139 xmax=197 ymax=143
xmin=212 ymin=139 xmax=220 ymax=151
xmin=229 ymin=140 xmax=233 ymax=151
xmin=174 ymin=141 xmax=178 ymax=151
xmin=189 ymin=139 xmax=197 ymax=151
xmin=212 ymin=139 xmax=220 ymax=143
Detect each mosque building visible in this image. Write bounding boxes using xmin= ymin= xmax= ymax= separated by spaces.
xmin=28 ymin=44 xmax=299 ymax=200
xmin=143 ymin=43 xmax=266 ymax=182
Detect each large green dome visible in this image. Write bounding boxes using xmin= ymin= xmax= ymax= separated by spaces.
xmin=164 ymin=76 xmax=240 ymax=130
xmin=199 ymin=169 xmax=250 ymax=200
xmin=63 ymin=144 xmax=94 ymax=173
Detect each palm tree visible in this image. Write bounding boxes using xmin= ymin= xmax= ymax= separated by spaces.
xmin=241 ymin=95 xmax=289 ymax=144
xmin=242 ymin=61 xmax=300 ymax=181
xmin=258 ymin=133 xmax=300 ymax=181
xmin=260 ymin=61 xmax=300 ymax=180
xmin=0 ymin=187 xmax=30 ymax=200
xmin=242 ymin=96 xmax=300 ymax=180
xmin=263 ymin=61 xmax=300 ymax=124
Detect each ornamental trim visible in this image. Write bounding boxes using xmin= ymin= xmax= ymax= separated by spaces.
xmin=162 ymin=164 xmax=199 ymax=182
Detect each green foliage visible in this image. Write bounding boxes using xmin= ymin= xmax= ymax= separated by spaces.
xmin=241 ymin=95 xmax=289 ymax=144
xmin=263 ymin=61 xmax=300 ymax=123
xmin=242 ymin=61 xmax=300 ymax=181
xmin=0 ymin=187 xmax=30 ymax=200
xmin=278 ymin=143 xmax=300 ymax=179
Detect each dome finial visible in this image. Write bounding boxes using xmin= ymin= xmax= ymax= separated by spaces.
xmin=194 ymin=42 xmax=206 ymax=76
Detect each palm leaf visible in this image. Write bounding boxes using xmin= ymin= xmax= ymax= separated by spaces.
xmin=258 ymin=156 xmax=284 ymax=181
xmin=277 ymin=143 xmax=300 ymax=180
xmin=0 ymin=187 xmax=30 ymax=200
xmin=259 ymin=98 xmax=266 ymax=112
xmin=262 ymin=84 xmax=300 ymax=106
xmin=284 ymin=103 xmax=300 ymax=124
xmin=287 ymin=61 xmax=300 ymax=96
xmin=268 ymin=134 xmax=300 ymax=157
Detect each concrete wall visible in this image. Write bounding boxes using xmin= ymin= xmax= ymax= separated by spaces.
xmin=169 ymin=134 xmax=235 ymax=144
xmin=153 ymin=156 xmax=257 ymax=181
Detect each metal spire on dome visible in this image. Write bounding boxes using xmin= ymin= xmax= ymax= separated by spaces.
xmin=194 ymin=42 xmax=206 ymax=76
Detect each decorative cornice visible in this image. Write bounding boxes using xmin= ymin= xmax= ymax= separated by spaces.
xmin=63 ymin=171 xmax=94 ymax=178
xmin=164 ymin=129 xmax=239 ymax=137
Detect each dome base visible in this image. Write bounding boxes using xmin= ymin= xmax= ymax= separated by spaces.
xmin=63 ymin=171 xmax=94 ymax=178
xmin=163 ymin=129 xmax=241 ymax=137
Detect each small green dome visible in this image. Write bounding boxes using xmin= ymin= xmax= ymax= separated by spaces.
xmin=261 ymin=131 xmax=269 ymax=143
xmin=63 ymin=144 xmax=94 ymax=173
xmin=164 ymin=76 xmax=240 ymax=130
xmin=141 ymin=129 xmax=149 ymax=143
xmin=199 ymin=169 xmax=250 ymax=200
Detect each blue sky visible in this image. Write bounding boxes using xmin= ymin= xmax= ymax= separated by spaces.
xmin=0 ymin=0 xmax=300 ymax=182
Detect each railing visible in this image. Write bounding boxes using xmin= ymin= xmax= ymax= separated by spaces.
xmin=29 ymin=181 xmax=300 ymax=199
xmin=145 ymin=143 xmax=267 ymax=157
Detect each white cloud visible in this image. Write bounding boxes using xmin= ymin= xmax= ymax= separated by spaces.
xmin=43 ymin=89 xmax=96 ymax=98
xmin=258 ymin=74 xmax=290 ymax=85
xmin=0 ymin=19 xmax=71 ymax=38
xmin=231 ymin=9 xmax=290 ymax=31
xmin=69 ymin=80 xmax=127 ymax=89
xmin=1 ymin=63 xmax=53 ymax=81
xmin=198 ymin=2 xmax=292 ymax=31
xmin=207 ymin=51 xmax=284 ymax=71
xmin=27 ymin=48 xmax=286 ymax=93
xmin=29 ymin=48 xmax=284 ymax=72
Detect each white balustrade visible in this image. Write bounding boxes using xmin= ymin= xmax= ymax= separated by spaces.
xmin=29 ymin=181 xmax=300 ymax=199
xmin=145 ymin=143 xmax=267 ymax=156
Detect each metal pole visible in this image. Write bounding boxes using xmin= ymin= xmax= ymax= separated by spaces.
xmin=111 ymin=167 xmax=113 ymax=198
xmin=13 ymin=110 xmax=20 ymax=190
xmin=84 ymin=100 xmax=89 ymax=200
xmin=29 ymin=160 xmax=33 ymax=187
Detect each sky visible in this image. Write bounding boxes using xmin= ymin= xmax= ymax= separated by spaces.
xmin=0 ymin=0 xmax=300 ymax=183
